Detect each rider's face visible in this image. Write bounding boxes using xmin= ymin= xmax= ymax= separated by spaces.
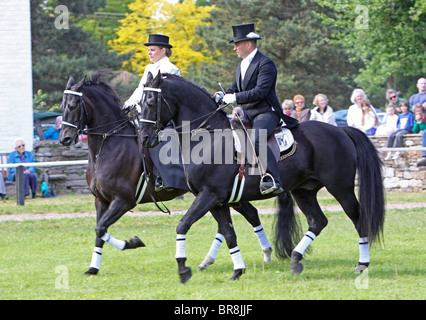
xmin=148 ymin=46 xmax=166 ymax=63
xmin=233 ymin=41 xmax=254 ymax=59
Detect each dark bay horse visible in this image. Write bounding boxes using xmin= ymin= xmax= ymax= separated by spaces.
xmin=59 ymin=72 xmax=273 ymax=278
xmin=139 ymin=72 xmax=386 ymax=283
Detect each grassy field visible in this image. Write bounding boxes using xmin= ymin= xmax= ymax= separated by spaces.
xmin=0 ymin=192 xmax=424 ymax=300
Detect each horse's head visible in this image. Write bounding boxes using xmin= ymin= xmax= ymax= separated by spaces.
xmin=139 ymin=71 xmax=176 ymax=148
xmin=60 ymin=76 xmax=88 ymax=146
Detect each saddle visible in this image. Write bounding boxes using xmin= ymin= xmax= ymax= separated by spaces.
xmin=227 ymin=119 xmax=296 ymax=201
xmin=230 ymin=119 xmax=296 ymax=162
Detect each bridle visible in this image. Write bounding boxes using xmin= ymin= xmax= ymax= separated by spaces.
xmin=139 ymin=86 xmax=174 ymax=133
xmin=62 ymin=89 xmax=89 ymax=143
xmin=140 ymin=85 xmax=228 ymax=137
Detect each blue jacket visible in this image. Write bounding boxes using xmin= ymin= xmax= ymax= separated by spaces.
xmin=43 ymin=127 xmax=61 ymax=140
xmin=7 ymin=151 xmax=37 ymax=182
xmin=396 ymin=112 xmax=414 ymax=132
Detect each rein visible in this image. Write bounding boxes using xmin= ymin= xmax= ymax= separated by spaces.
xmin=63 ymin=89 xmax=137 ymax=139
xmin=141 ymin=86 xmax=229 ymax=136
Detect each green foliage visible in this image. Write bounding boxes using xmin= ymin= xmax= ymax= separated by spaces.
xmin=313 ymin=0 xmax=426 ymax=103
xmin=193 ymin=0 xmax=359 ymax=109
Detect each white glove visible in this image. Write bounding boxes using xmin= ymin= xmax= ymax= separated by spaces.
xmin=223 ymin=93 xmax=236 ymax=104
xmin=123 ymin=99 xmax=137 ymax=109
xmin=213 ymin=91 xmax=224 ymax=103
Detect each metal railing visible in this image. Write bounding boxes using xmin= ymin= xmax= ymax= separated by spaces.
xmin=2 ymin=160 xmax=88 ymax=205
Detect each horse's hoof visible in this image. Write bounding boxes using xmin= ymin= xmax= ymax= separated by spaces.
xmin=84 ymin=267 xmax=99 ymax=275
xmin=229 ymin=268 xmax=245 ymax=281
xmin=124 ymin=236 xmax=145 ymax=249
xmin=354 ymin=264 xmax=368 ymax=273
xmin=263 ymin=248 xmax=273 ymax=263
xmin=290 ymin=251 xmax=304 ymax=275
xmin=197 ymin=256 xmax=215 ymax=271
xmin=179 ymin=266 xmax=192 ymax=284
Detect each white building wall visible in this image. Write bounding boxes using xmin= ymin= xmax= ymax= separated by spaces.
xmin=0 ymin=0 xmax=33 ymax=152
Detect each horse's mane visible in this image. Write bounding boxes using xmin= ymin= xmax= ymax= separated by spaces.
xmin=75 ymin=70 xmax=122 ymax=108
xmin=162 ymin=74 xmax=227 ymax=116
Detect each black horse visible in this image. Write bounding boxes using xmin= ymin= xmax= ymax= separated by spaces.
xmin=59 ymin=72 xmax=273 ymax=277
xmin=139 ymin=72 xmax=386 ymax=283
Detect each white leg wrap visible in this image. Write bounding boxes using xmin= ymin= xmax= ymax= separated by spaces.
xmin=359 ymin=237 xmax=370 ymax=264
xmin=207 ymin=233 xmax=224 ymax=260
xmin=175 ymin=234 xmax=186 ymax=259
xmin=293 ymin=231 xmax=316 ymax=255
xmin=230 ymin=246 xmax=245 ymax=270
xmin=253 ymin=225 xmax=271 ymax=251
xmin=101 ymin=233 xmax=126 ymax=250
xmin=89 ymin=247 xmax=103 ymax=270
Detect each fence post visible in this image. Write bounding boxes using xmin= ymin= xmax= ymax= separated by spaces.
xmin=16 ymin=165 xmax=25 ymax=205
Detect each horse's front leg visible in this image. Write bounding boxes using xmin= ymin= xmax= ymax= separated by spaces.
xmin=85 ymin=197 xmax=144 ymax=275
xmin=210 ymin=206 xmax=245 ymax=281
xmin=175 ymin=189 xmax=219 ymax=284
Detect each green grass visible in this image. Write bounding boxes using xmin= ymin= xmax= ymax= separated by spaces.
xmin=0 ymin=205 xmax=424 ymax=300
xmin=0 ymin=190 xmax=424 ymax=215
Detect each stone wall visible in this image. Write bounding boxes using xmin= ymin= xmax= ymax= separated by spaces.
xmin=6 ymin=134 xmax=426 ymax=195
xmin=370 ymin=134 xmax=426 ymax=192
xmin=33 ymin=140 xmax=90 ymax=194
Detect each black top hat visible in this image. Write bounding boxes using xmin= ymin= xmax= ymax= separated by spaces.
xmin=229 ymin=23 xmax=262 ymax=44
xmin=144 ymin=34 xmax=173 ymax=48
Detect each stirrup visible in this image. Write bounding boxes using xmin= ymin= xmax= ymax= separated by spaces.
xmin=259 ymin=173 xmax=277 ymax=195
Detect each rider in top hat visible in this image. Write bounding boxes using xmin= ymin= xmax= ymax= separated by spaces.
xmin=123 ymin=34 xmax=181 ymax=109
xmin=218 ymin=23 xmax=299 ymax=195
xmin=124 ymin=34 xmax=182 ymax=192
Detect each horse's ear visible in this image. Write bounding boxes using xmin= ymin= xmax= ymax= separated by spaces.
xmin=153 ymin=70 xmax=162 ymax=87
xmin=146 ymin=71 xmax=154 ymax=84
xmin=66 ymin=76 xmax=75 ymax=89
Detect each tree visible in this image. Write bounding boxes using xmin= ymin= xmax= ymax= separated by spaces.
xmin=109 ymin=0 xmax=215 ymax=76
xmin=313 ymin=0 xmax=426 ymax=100
xmin=194 ymin=0 xmax=360 ymax=109
xmin=31 ymin=0 xmax=123 ymax=108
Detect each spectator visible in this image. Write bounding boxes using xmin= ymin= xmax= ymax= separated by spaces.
xmin=385 ymin=89 xmax=405 ymax=113
xmin=360 ymin=98 xmax=379 ymax=135
xmin=412 ymin=103 xmax=426 ymax=166
xmin=409 ymin=77 xmax=426 ymax=108
xmin=375 ymin=104 xmax=399 ymax=137
xmin=7 ymin=139 xmax=38 ymax=198
xmin=309 ymin=94 xmax=337 ymax=126
xmin=282 ymin=99 xmax=298 ymax=119
xmin=384 ymin=100 xmax=415 ymax=160
xmin=347 ymin=89 xmax=377 ymax=131
xmin=0 ymin=172 xmax=6 ymax=200
xmin=293 ymin=94 xmax=311 ymax=122
xmin=347 ymin=88 xmax=369 ymax=129
xmin=43 ymin=116 xmax=62 ymax=140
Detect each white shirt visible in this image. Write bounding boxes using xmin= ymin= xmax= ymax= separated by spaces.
xmin=347 ymin=103 xmax=378 ymax=131
xmin=309 ymin=105 xmax=337 ymax=126
xmin=240 ymin=48 xmax=257 ymax=81
xmin=126 ymin=56 xmax=181 ymax=106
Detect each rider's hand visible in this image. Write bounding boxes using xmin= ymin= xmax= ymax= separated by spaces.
xmin=213 ymin=92 xmax=224 ymax=104
xmin=223 ymin=93 xmax=236 ymax=104
xmin=123 ymin=99 xmax=136 ymax=109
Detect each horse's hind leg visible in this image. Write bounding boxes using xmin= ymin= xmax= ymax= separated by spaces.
xmin=290 ymin=188 xmax=328 ymax=274
xmin=329 ymin=188 xmax=369 ymax=273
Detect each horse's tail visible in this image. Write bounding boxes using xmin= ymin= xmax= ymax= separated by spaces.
xmin=341 ymin=126 xmax=385 ymax=244
xmin=274 ymin=191 xmax=302 ymax=259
